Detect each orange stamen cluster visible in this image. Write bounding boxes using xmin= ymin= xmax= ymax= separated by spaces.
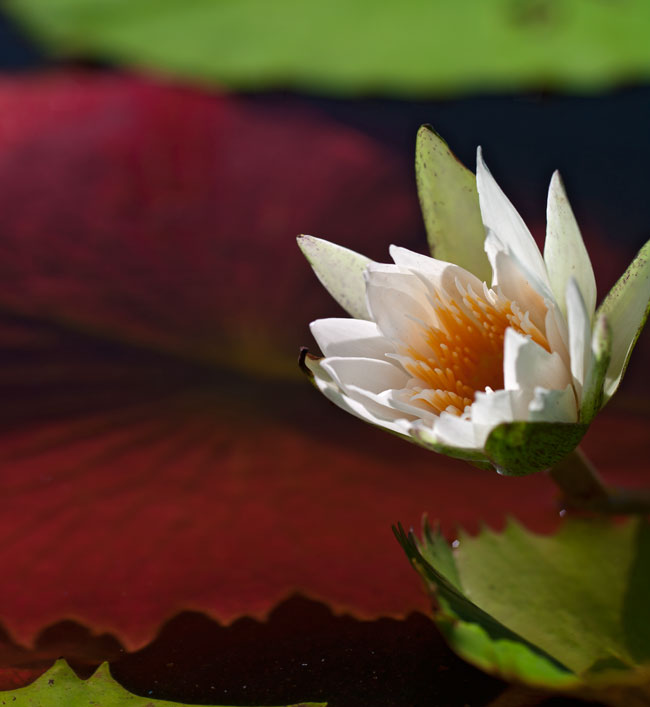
xmin=402 ymin=282 xmax=550 ymax=416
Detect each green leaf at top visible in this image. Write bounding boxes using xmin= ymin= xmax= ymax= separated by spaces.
xmin=1 ymin=659 xmax=326 ymax=707
xmin=484 ymin=421 xmax=589 ymax=476
xmin=396 ymin=515 xmax=650 ymax=700
xmin=7 ymin=0 xmax=650 ymax=96
xmin=596 ymin=239 xmax=650 ymax=402
xmin=415 ymin=126 xmax=491 ymax=282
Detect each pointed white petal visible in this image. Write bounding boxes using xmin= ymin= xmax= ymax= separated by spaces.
xmin=389 ymin=245 xmax=485 ymax=295
xmin=470 ymin=388 xmax=532 ymax=427
xmin=321 ymin=356 xmax=409 ymax=396
xmin=306 ymin=355 xmax=411 ymax=435
xmin=316 ymin=377 xmax=411 ymax=436
xmin=310 ymin=318 xmax=391 ymax=359
xmin=365 ymin=265 xmax=434 ymax=353
xmin=566 ymin=277 xmax=592 ymax=400
xmin=544 ymin=301 xmax=570 ymax=368
xmin=597 ymin=239 xmax=650 ymax=400
xmin=544 ymin=172 xmax=597 ymax=321
xmin=415 ymin=125 xmax=491 ymax=281
xmin=485 ymin=230 xmax=552 ymax=330
xmin=503 ymin=328 xmax=571 ymax=392
xmin=476 ymin=148 xmax=550 ymax=289
xmin=372 ymin=388 xmax=439 ymax=423
xmin=298 ymin=235 xmax=371 ymax=319
xmin=528 ymin=385 xmax=578 ymax=423
xmin=433 ymin=412 xmax=483 ymax=450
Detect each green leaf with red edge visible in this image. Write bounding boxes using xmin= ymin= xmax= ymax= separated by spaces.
xmin=396 ymin=516 xmax=650 ymax=703
xmin=0 ymin=659 xmax=326 ymax=707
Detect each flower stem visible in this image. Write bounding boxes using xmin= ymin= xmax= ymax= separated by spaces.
xmin=549 ymin=448 xmax=650 ymax=515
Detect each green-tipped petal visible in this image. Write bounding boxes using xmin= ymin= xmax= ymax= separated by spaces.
xmin=298 ymin=234 xmax=372 ymax=319
xmin=484 ymin=421 xmax=589 ymax=476
xmin=581 ymin=315 xmax=612 ymax=423
xmin=597 ymin=239 xmax=650 ymax=400
xmin=545 ymin=171 xmax=597 ymax=321
xmin=415 ymin=125 xmax=491 ymax=282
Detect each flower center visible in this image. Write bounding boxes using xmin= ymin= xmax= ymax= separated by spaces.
xmin=401 ymin=282 xmax=550 ymax=416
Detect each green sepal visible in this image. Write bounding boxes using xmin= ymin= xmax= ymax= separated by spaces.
xmin=0 ymin=658 xmax=326 ymax=706
xmin=395 ymin=515 xmax=650 ymax=700
xmin=415 ymin=125 xmax=491 ymax=282
xmin=597 ymin=239 xmax=650 ymax=402
xmin=484 ymin=421 xmax=589 ymax=476
xmin=580 ymin=314 xmax=612 ymax=423
xmin=297 ymin=235 xmax=371 ymax=320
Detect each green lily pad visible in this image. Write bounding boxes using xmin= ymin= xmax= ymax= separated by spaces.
xmin=1 ymin=659 xmax=326 ymax=706
xmin=395 ymin=515 xmax=650 ymax=703
xmin=6 ymin=0 xmax=650 ymax=96
xmin=484 ymin=420 xmax=589 ymax=476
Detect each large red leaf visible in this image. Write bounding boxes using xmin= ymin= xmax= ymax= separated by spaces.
xmin=0 ymin=72 xmax=646 ymax=661
xmin=0 ymin=71 xmax=423 ymax=378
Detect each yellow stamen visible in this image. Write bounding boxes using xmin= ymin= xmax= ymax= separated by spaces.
xmin=402 ymin=283 xmax=550 ymax=416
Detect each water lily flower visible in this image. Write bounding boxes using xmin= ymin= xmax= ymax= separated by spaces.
xmin=299 ymin=127 xmax=650 ymax=476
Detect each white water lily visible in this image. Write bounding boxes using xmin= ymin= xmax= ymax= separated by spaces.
xmin=299 ymin=128 xmax=650 ymax=475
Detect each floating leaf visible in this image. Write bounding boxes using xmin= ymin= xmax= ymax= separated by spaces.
xmin=0 ymin=659 xmax=325 ymax=706
xmin=7 ymin=0 xmax=650 ymax=96
xmin=397 ymin=515 xmax=650 ymax=702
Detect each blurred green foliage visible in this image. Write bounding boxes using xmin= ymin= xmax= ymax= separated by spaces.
xmin=6 ymin=0 xmax=650 ymax=96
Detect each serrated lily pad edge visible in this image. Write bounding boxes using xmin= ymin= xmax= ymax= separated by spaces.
xmin=1 ymin=658 xmax=327 ymax=707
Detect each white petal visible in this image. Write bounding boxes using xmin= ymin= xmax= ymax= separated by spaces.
xmin=544 ymin=301 xmax=570 ymax=368
xmin=544 ymin=172 xmax=597 ymax=321
xmin=433 ymin=412 xmax=483 ymax=450
xmin=310 ymin=364 xmax=412 ymax=437
xmin=321 ymin=356 xmax=409 ymax=396
xmin=485 ymin=230 xmax=551 ymax=331
xmin=528 ymin=385 xmax=578 ymax=423
xmin=503 ymin=328 xmax=571 ymax=392
xmin=364 ymin=265 xmax=435 ymax=353
xmin=347 ymin=387 xmax=436 ymax=424
xmin=298 ymin=235 xmax=371 ymax=319
xmin=476 ymin=148 xmax=550 ymax=290
xmin=389 ymin=245 xmax=485 ymax=294
xmin=310 ymin=318 xmax=392 ymax=359
xmin=374 ymin=388 xmax=439 ymax=423
xmin=470 ymin=388 xmax=532 ymax=427
xmin=321 ymin=356 xmax=413 ymax=422
xmin=566 ymin=277 xmax=592 ymax=401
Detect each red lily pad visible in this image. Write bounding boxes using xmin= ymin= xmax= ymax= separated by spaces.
xmin=0 ymin=71 xmax=647 ymax=662
xmin=0 ymin=70 xmax=423 ymax=379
